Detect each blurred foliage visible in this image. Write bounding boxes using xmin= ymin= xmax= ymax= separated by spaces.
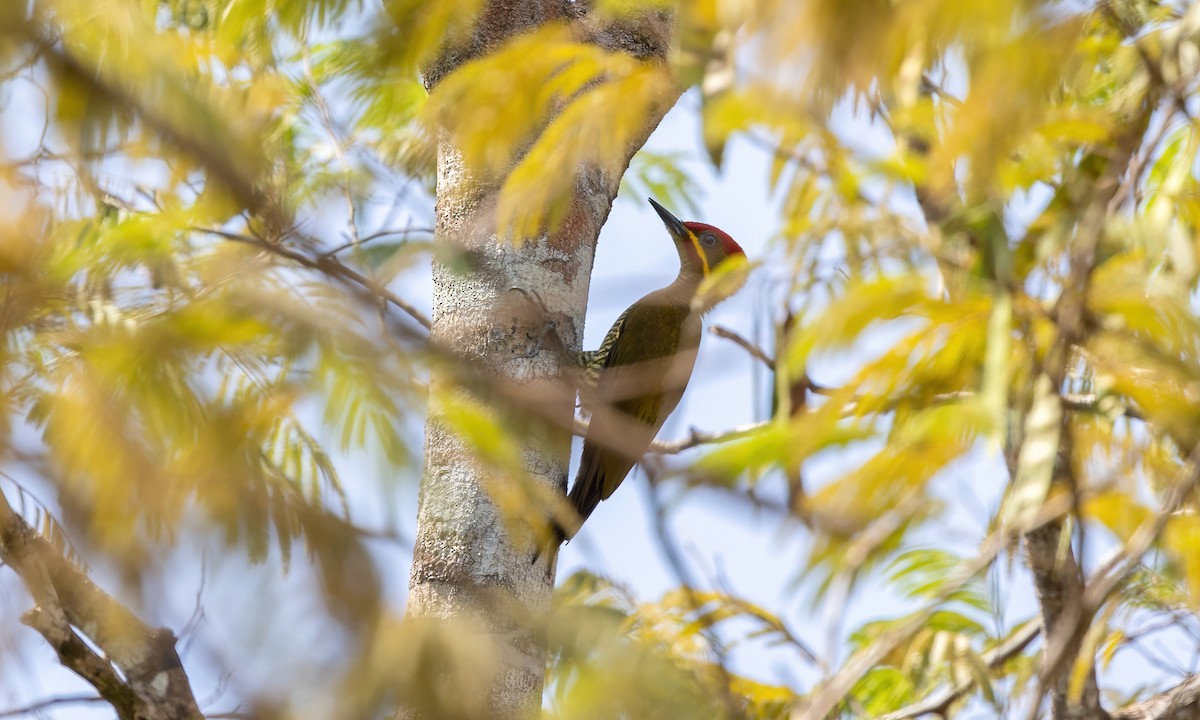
xmin=3 ymin=0 xmax=1200 ymax=718
xmin=685 ymin=0 xmax=1200 ymax=717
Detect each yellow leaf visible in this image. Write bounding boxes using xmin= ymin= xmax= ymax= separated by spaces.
xmin=1084 ymin=491 xmax=1152 ymax=542
xmin=1100 ymin=629 xmax=1125 ymax=670
xmin=1165 ymin=514 xmax=1200 ymax=605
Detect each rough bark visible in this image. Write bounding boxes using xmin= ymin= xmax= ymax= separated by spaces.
xmin=1113 ymin=675 xmax=1200 ymax=720
xmin=1023 ymin=520 xmax=1107 ymax=720
xmin=405 ymin=4 xmax=676 ymax=718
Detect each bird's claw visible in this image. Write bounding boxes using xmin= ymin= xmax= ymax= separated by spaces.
xmin=522 ymin=320 xmax=559 ymax=358
xmin=507 ymin=286 xmax=549 ymax=313
xmin=508 ymin=286 xmax=563 ymax=359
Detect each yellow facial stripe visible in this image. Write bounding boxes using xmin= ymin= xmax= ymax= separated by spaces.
xmin=688 ymin=231 xmax=711 ymax=276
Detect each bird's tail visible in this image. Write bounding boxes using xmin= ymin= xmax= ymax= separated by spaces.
xmin=530 ymin=458 xmax=608 ymax=567
xmin=531 ymin=471 xmax=605 ymax=566
xmin=566 ymin=465 xmax=606 ymax=533
xmin=530 ymin=470 xmax=580 ymax=566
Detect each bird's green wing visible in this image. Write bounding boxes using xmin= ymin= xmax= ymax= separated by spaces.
xmin=582 ymin=306 xmax=634 ymax=388
xmin=569 ymin=299 xmax=701 ymax=523
xmin=594 ymin=302 xmax=698 ymax=498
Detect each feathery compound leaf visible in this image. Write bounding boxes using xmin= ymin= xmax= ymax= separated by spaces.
xmin=495 ymin=62 xmax=672 ymax=240
xmin=430 ymin=24 xmax=672 ymax=240
xmin=695 ymin=405 xmax=872 ymax=483
xmin=887 ymin=549 xmax=990 ymax=614
xmin=619 ymin=150 xmax=702 ymax=216
xmin=429 ymin=26 xmax=622 ymax=178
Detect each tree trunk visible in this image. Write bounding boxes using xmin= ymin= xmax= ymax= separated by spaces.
xmin=405 ymin=5 xmax=675 ymax=718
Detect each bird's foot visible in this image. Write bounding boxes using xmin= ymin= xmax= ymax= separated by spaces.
xmin=507 ymin=286 xmax=564 ymax=359
xmin=524 ymin=320 xmax=560 ymax=359
xmin=508 ymin=286 xmax=548 ymax=312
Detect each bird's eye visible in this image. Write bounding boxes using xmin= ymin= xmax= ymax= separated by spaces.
xmin=701 ymin=233 xmax=717 ymax=248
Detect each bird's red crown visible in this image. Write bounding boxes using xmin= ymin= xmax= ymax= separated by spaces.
xmin=684 ymin=221 xmax=744 ymax=258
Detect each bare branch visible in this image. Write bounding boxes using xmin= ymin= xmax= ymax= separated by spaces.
xmin=649 ymin=421 xmax=767 ymax=455
xmin=198 ymin=227 xmax=432 ymax=331
xmin=709 ymin=324 xmax=775 ymax=370
xmin=19 ymin=608 xmax=135 ymax=717
xmin=0 ymin=487 xmax=203 ymax=719
xmin=1113 ymin=674 xmax=1200 ymax=720
xmin=322 ymin=226 xmax=435 ymax=258
xmin=1034 ymin=449 xmax=1200 ymax=717
xmin=0 ymin=694 xmax=106 ymax=719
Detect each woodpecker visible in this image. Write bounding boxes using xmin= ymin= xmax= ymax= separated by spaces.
xmin=538 ymin=198 xmax=746 ymax=561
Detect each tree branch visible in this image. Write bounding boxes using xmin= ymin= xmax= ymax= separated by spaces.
xmin=198 ymin=226 xmax=432 ymax=331
xmin=1113 ymin=674 xmax=1200 ymax=720
xmin=0 ymin=694 xmax=106 ymax=718
xmin=709 ymin=325 xmax=775 ymax=370
xmin=0 ymin=490 xmax=203 ymax=720
xmin=648 ymin=421 xmax=767 ymax=455
xmin=1019 ymin=94 xmax=1157 ymax=720
xmin=321 ymin=226 xmax=435 ymax=258
xmin=1033 ymin=446 xmax=1200 ymax=720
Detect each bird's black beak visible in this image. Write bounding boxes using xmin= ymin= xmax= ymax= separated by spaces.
xmin=648 ymin=197 xmax=689 ymax=243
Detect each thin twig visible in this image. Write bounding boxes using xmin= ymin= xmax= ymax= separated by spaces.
xmin=322 ymin=226 xmax=434 ymax=258
xmin=196 ymin=226 xmax=432 ymax=330
xmin=710 ymin=325 xmax=775 ymax=369
xmin=648 ymin=421 xmax=767 ymax=455
xmin=0 ymin=694 xmax=107 ymax=718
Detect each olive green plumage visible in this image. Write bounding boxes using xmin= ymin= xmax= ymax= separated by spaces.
xmin=539 ymin=198 xmax=746 ymax=559
xmin=569 ymin=294 xmax=702 ymax=527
